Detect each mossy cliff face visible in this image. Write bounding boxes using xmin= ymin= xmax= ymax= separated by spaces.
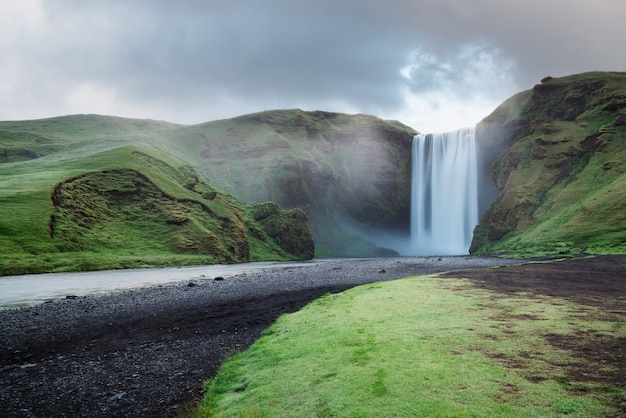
xmin=50 ymin=168 xmax=250 ymax=263
xmin=250 ymin=202 xmax=314 ymax=260
xmin=472 ymin=72 xmax=626 ymax=256
xmin=176 ymin=110 xmax=417 ymax=257
xmin=49 ymin=165 xmax=314 ymax=265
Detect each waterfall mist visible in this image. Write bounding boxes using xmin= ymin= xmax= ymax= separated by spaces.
xmin=410 ymin=128 xmax=478 ymax=255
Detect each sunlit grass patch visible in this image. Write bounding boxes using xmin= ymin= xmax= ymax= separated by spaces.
xmin=189 ymin=275 xmax=623 ymax=417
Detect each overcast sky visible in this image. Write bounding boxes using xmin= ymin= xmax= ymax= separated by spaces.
xmin=2 ymin=0 xmax=625 ymax=133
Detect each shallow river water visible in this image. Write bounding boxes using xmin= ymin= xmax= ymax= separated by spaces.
xmin=0 ymin=260 xmax=323 ymax=309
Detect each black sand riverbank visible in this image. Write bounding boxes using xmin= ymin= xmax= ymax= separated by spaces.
xmin=0 ymin=256 xmax=542 ymax=417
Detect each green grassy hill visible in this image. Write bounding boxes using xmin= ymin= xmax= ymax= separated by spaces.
xmin=0 ymin=110 xmax=418 ymax=275
xmin=0 ymin=115 xmax=313 ymax=275
xmin=3 ymin=71 xmax=623 ymax=273
xmin=158 ymin=109 xmax=418 ymax=257
xmin=472 ymin=72 xmax=626 ymax=257
xmin=0 ymin=109 xmax=417 ymax=275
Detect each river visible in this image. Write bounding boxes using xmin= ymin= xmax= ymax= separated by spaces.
xmin=0 ymin=260 xmax=323 ymax=309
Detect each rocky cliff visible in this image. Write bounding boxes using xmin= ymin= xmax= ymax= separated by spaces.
xmin=472 ymin=72 xmax=626 ymax=256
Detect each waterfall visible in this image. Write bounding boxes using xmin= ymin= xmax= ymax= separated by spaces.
xmin=410 ymin=127 xmax=478 ymax=255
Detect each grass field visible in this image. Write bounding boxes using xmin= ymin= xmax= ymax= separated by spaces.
xmin=188 ymin=271 xmax=625 ymax=417
xmin=0 ymin=116 xmax=312 ymax=275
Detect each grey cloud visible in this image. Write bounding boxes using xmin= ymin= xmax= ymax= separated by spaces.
xmin=1 ymin=0 xmax=624 ymax=125
xmin=137 ymin=2 xmax=410 ymax=106
xmin=39 ymin=1 xmax=413 ymax=116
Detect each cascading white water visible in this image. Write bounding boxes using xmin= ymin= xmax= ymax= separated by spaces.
xmin=410 ymin=127 xmax=478 ymax=255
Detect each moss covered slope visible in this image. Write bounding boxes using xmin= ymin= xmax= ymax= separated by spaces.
xmin=165 ymin=109 xmax=418 ymax=257
xmin=0 ymin=121 xmax=313 ymax=275
xmin=472 ymin=72 xmax=626 ymax=256
xmin=0 ymin=110 xmax=415 ymax=272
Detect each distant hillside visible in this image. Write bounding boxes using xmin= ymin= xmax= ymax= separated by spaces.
xmin=472 ymin=72 xmax=626 ymax=256
xmin=0 ymin=116 xmax=313 ymax=275
xmin=162 ymin=109 xmax=418 ymax=256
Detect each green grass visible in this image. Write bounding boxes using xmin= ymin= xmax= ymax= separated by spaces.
xmin=164 ymin=110 xmax=416 ymax=256
xmin=480 ymin=128 xmax=626 ymax=258
xmin=0 ymin=111 xmax=416 ymax=262
xmin=188 ymin=274 xmax=624 ymax=417
xmin=0 ymin=134 xmax=311 ymax=275
xmin=473 ymin=72 xmax=626 ymax=257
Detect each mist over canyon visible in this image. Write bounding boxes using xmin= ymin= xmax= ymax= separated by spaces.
xmin=0 ymin=71 xmax=624 ymax=275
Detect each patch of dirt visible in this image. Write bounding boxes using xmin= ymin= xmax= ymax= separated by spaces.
xmin=545 ymin=332 xmax=626 ymax=385
xmin=439 ymin=255 xmax=626 ymax=410
xmin=439 ymin=256 xmax=626 ymax=310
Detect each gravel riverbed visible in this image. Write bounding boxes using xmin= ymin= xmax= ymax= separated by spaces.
xmin=0 ymin=256 xmax=518 ymax=417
